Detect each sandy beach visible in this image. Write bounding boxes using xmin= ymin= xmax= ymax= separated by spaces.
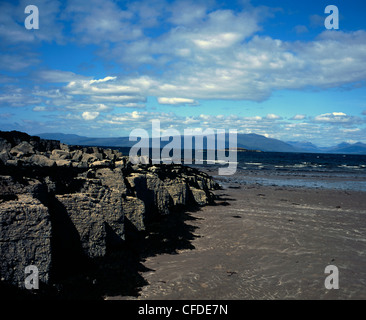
xmin=109 ymin=175 xmax=366 ymax=300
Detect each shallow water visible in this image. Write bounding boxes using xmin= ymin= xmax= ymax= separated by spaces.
xmin=214 ymin=173 xmax=366 ymax=192
xmin=187 ymin=151 xmax=366 ymax=191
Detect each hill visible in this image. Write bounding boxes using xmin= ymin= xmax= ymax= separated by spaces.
xmin=37 ymin=132 xmax=366 ymax=154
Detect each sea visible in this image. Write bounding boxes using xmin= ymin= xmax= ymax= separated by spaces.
xmin=200 ymin=151 xmax=366 ymax=192
xmin=116 ymin=147 xmax=366 ymax=192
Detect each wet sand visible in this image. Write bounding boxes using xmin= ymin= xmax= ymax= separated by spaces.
xmin=108 ymin=181 xmax=366 ymax=300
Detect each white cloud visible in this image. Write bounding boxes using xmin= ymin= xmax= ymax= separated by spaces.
xmin=157 ymin=97 xmax=197 ymax=105
xmin=82 ymin=111 xmax=99 ymax=121
xmin=193 ymin=32 xmax=242 ymax=50
xmin=265 ymin=114 xmax=281 ymax=120
xmin=0 ymin=90 xmax=42 ymax=107
xmin=64 ymin=0 xmax=141 ymax=44
xmin=341 ymin=128 xmax=360 ymax=133
xmin=0 ymin=0 xmax=64 ymax=44
xmin=89 ymin=76 xmax=117 ymax=84
xmin=65 ymin=77 xmax=143 ymax=96
xmin=291 ymin=114 xmax=306 ymax=120
xmin=33 ymin=106 xmax=47 ymax=112
xmin=37 ymin=70 xmax=91 ymax=83
xmin=91 ymin=95 xmax=146 ymax=103
xmin=5 ymin=2 xmax=366 ymax=104
xmin=314 ymin=112 xmax=360 ymax=123
xmin=99 ymin=30 xmax=366 ymax=102
xmin=114 ymin=103 xmax=146 ymax=108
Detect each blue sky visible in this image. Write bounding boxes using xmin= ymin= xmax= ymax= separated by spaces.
xmin=1 ymin=0 xmax=366 ymax=146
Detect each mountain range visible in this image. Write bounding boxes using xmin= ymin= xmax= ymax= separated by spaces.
xmin=37 ymin=132 xmax=366 ymax=155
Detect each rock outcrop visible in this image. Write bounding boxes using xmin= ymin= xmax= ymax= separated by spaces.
xmin=0 ymin=130 xmax=219 ymax=292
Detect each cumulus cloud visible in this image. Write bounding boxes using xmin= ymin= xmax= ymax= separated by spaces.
xmin=157 ymin=97 xmax=197 ymax=105
xmin=265 ymin=114 xmax=282 ymax=120
xmin=33 ymin=106 xmax=47 ymax=112
xmin=63 ymin=0 xmax=142 ymax=44
xmin=291 ymin=114 xmax=306 ymax=120
xmin=0 ymin=88 xmax=42 ymax=107
xmin=97 ymin=30 xmax=366 ymax=102
xmin=36 ymin=70 xmax=91 ymax=83
xmin=4 ymin=1 xmax=366 ymax=103
xmin=82 ymin=111 xmax=99 ymax=121
xmin=1 ymin=0 xmax=366 ymax=145
xmin=0 ymin=0 xmax=64 ymax=44
xmin=314 ymin=112 xmax=361 ymax=123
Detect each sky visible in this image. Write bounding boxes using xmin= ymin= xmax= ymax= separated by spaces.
xmin=1 ymin=0 xmax=366 ymax=146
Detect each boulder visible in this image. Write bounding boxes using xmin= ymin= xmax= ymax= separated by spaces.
xmin=55 ymin=181 xmax=125 ymax=258
xmin=50 ymin=149 xmax=71 ymax=160
xmin=71 ymin=149 xmax=83 ymax=161
xmin=190 ymin=188 xmax=210 ymax=206
xmin=0 ymin=150 xmax=10 ymax=164
xmin=122 ymin=196 xmax=146 ymax=231
xmin=0 ymin=138 xmax=11 ymax=152
xmin=81 ymin=153 xmax=98 ymax=163
xmin=89 ymin=160 xmax=112 ymax=168
xmin=0 ymin=129 xmax=220 ymax=292
xmin=55 ymin=160 xmax=71 ymax=167
xmin=0 ymin=194 xmax=52 ymax=287
xmin=10 ymin=141 xmax=35 ymax=157
xmin=103 ymin=149 xmax=116 ymax=161
xmin=28 ymin=154 xmax=55 ymax=167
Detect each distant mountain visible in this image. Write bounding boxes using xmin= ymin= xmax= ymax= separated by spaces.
xmin=286 ymin=141 xmax=320 ymax=153
xmin=37 ymin=132 xmax=299 ymax=153
xmin=236 ymin=134 xmax=298 ymax=152
xmin=325 ymin=142 xmax=366 ymax=154
xmin=37 ymin=133 xmax=135 ymax=147
xmin=37 ymin=132 xmax=366 ymax=155
xmin=287 ymin=140 xmax=366 ymax=155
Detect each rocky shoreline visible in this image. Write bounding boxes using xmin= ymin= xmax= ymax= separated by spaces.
xmin=0 ymin=130 xmax=220 ymax=299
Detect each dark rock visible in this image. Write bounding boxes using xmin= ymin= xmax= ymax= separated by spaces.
xmin=0 ymin=138 xmax=11 ymax=152
xmin=0 ymin=195 xmax=52 ymax=287
xmin=0 ymin=150 xmax=10 ymax=164
xmin=0 ymin=130 xmax=219 ymax=294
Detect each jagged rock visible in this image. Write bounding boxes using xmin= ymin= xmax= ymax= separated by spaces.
xmin=93 ymin=168 xmax=128 ymax=194
xmin=71 ymin=149 xmax=83 ymax=161
xmin=55 ymin=188 xmax=124 ymax=258
xmin=164 ymin=179 xmax=188 ymax=206
xmin=28 ymin=154 xmax=55 ymax=167
xmin=6 ymin=159 xmax=19 ymax=166
xmin=103 ymin=149 xmax=116 ymax=161
xmin=115 ymin=160 xmax=125 ymax=168
xmin=10 ymin=141 xmax=35 ymax=157
xmin=0 ymin=194 xmax=52 ymax=287
xmin=81 ymin=153 xmax=98 ymax=163
xmin=0 ymin=130 xmax=219 ymax=291
xmin=55 ymin=160 xmax=71 ymax=167
xmin=112 ymin=149 xmax=123 ymax=158
xmin=0 ymin=151 xmax=10 ymax=164
xmin=89 ymin=160 xmax=112 ymax=168
xmin=190 ymin=188 xmax=210 ymax=206
xmin=59 ymin=143 xmax=70 ymax=152
xmin=50 ymin=149 xmax=71 ymax=160
xmin=0 ymin=138 xmax=11 ymax=152
xmin=122 ymin=196 xmax=146 ymax=231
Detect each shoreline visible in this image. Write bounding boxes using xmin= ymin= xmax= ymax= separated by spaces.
xmin=108 ymin=178 xmax=366 ymax=300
